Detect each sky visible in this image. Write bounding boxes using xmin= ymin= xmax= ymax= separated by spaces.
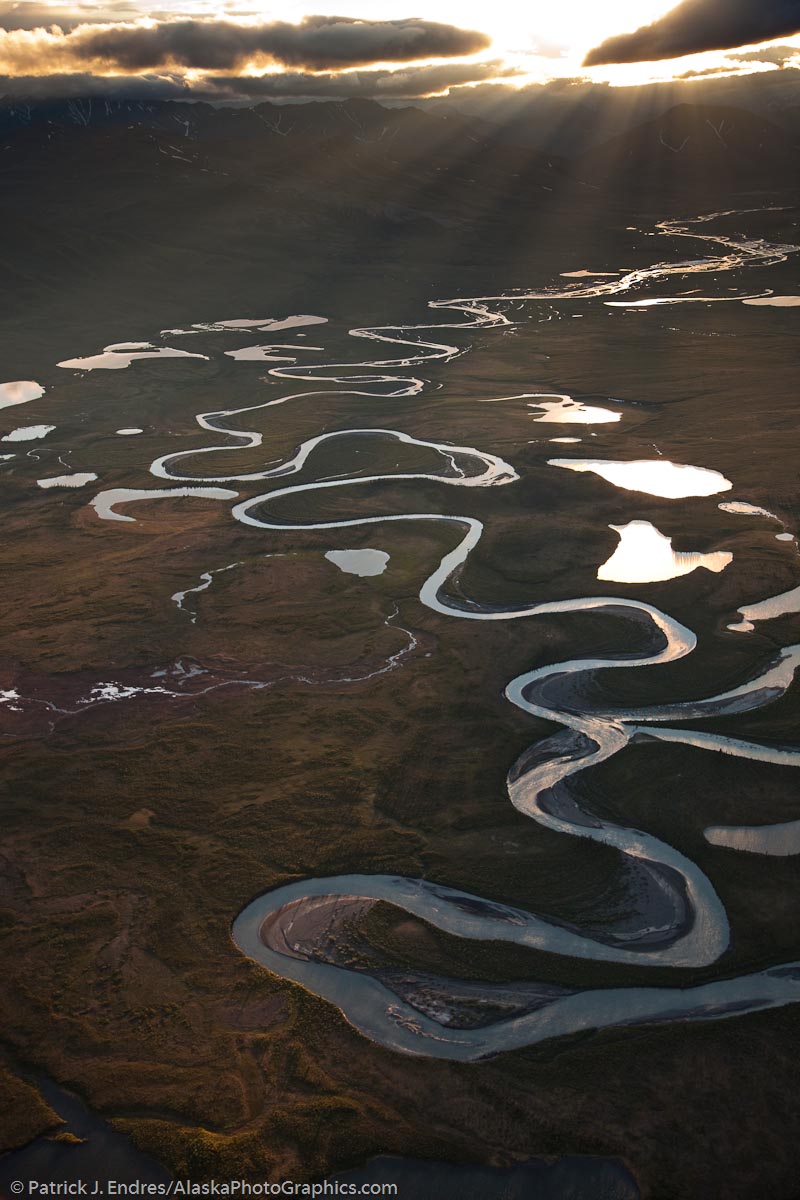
xmin=1 ymin=0 xmax=799 ymax=101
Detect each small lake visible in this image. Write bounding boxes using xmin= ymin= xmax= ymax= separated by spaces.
xmin=548 ymin=457 xmax=732 ymax=498
xmin=598 ymin=521 xmax=732 ymax=583
xmin=0 ymin=380 xmax=44 ymax=410
xmin=325 ymin=549 xmax=390 ymax=577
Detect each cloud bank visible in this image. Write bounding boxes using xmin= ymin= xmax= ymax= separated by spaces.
xmin=0 ymin=13 xmax=491 ymax=74
xmin=0 ymin=2 xmax=138 ymax=31
xmin=584 ymin=0 xmax=800 ymax=65
xmin=0 ymin=57 xmax=517 ymax=100
xmin=209 ymin=59 xmax=518 ymax=99
xmin=728 ymin=43 xmax=800 ymax=67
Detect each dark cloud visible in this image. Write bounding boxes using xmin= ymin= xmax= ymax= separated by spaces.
xmin=63 ymin=15 xmax=490 ymax=72
xmin=0 ymin=69 xmax=194 ymax=97
xmin=728 ymin=43 xmax=800 ymax=66
xmin=0 ymin=1 xmax=136 ymax=30
xmin=584 ymin=0 xmax=800 ymax=66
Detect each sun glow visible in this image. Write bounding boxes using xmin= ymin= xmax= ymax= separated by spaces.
xmin=223 ymin=0 xmax=794 ymax=87
xmin=3 ymin=0 xmax=798 ymax=91
xmin=246 ymin=0 xmax=680 ymax=81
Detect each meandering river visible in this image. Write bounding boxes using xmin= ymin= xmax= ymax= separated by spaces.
xmin=53 ymin=210 xmax=800 ymax=1058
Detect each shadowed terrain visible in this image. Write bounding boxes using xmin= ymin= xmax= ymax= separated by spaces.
xmin=2 ymin=93 xmax=800 ymax=1200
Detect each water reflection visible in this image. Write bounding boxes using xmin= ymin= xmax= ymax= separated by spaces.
xmin=720 ymin=501 xmax=781 ymax=521
xmin=742 ymin=296 xmax=800 ymax=307
xmin=37 ymin=473 xmax=98 ymax=489
xmin=483 ymin=392 xmax=620 ymax=424
xmin=598 ymin=521 xmax=732 ymax=583
xmin=2 ymin=424 xmax=54 ymax=442
xmin=530 ymin=395 xmax=621 ymax=424
xmin=705 ymin=820 xmax=800 ymax=856
xmin=605 ymin=296 xmax=737 ymax=308
xmin=733 ymin=584 xmax=800 ymax=627
xmin=548 ymin=457 xmax=732 ymax=498
xmin=325 ymin=549 xmax=390 ymax=577
xmin=0 ymin=380 xmax=44 ymax=410
xmin=90 ymin=486 xmax=238 ymax=522
xmin=184 ymin=314 xmax=328 ymax=333
xmin=224 ymin=346 xmax=299 ymax=362
xmin=58 ymin=344 xmax=208 ymax=371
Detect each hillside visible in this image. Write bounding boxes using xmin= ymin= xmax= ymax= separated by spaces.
xmin=578 ymin=102 xmax=799 ymax=194
xmin=0 ymin=94 xmax=579 ymax=360
xmin=1 ymin=94 xmax=798 ymax=364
